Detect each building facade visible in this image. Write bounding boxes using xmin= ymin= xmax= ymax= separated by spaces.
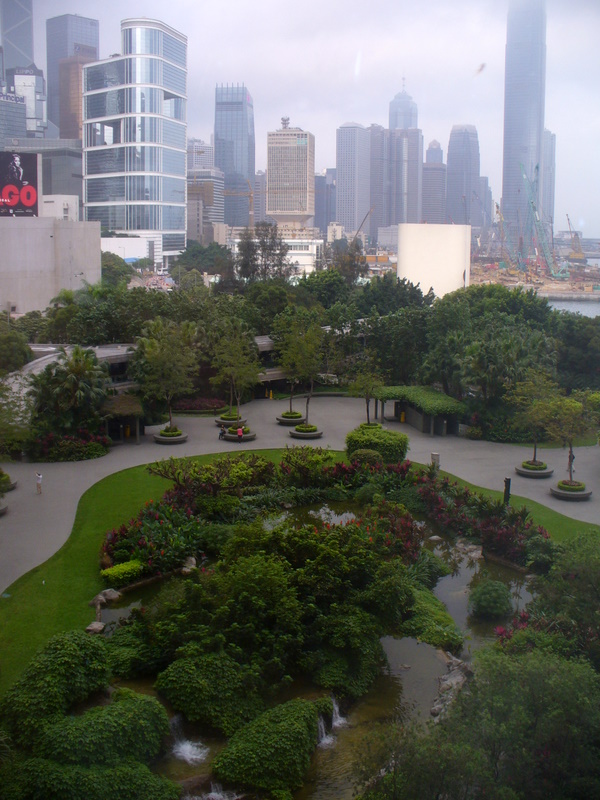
xmin=0 ymin=90 xmax=26 ymax=142
xmin=83 ymin=18 xmax=187 ymax=270
xmin=187 ymin=166 xmax=224 ymax=242
xmin=314 ymin=168 xmax=336 ymax=237
xmin=4 ymin=138 xmax=84 ymax=211
xmin=501 ymin=0 xmax=547 ymax=246
xmin=5 ymin=64 xmax=47 ymax=137
xmin=188 ymin=137 xmax=213 ymax=169
xmin=267 ymin=121 xmax=315 ymax=227
xmin=336 ymin=122 xmax=370 ymax=234
xmin=214 ymin=84 xmax=255 ymax=227
xmin=0 ymin=0 xmax=33 ymax=71
xmin=422 ymin=140 xmax=446 ymax=224
xmin=540 ymin=128 xmax=555 ymax=230
xmin=445 ymin=124 xmax=480 ymax=225
xmin=46 ymin=14 xmax=99 ymax=131
xmin=389 ymin=86 xmax=418 ymax=130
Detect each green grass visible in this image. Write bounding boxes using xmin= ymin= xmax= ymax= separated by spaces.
xmin=0 ymin=449 xmax=596 ymax=697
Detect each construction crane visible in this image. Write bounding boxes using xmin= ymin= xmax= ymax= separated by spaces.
xmin=519 ymin=164 xmax=569 ymax=280
xmin=566 ymin=214 xmax=587 ymax=264
xmin=494 ymin=203 xmax=522 ymax=274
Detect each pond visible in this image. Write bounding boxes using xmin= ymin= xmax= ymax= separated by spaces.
xmin=103 ymin=504 xmax=534 ymax=799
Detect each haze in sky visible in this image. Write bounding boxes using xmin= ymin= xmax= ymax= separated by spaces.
xmin=33 ymin=0 xmax=600 ymax=237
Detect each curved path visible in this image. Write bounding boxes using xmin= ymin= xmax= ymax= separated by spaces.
xmin=1 ymin=396 xmax=598 ymax=594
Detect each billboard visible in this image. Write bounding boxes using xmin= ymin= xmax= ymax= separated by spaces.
xmin=0 ymin=152 xmax=39 ymax=217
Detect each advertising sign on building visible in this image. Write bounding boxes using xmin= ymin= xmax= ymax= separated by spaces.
xmin=0 ymin=152 xmax=38 ymax=216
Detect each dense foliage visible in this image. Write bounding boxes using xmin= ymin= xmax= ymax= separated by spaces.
xmin=346 ymin=425 xmax=409 ymax=463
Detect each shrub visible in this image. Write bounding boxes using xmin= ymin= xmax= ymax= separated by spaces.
xmin=0 ymin=468 xmax=11 ymax=493
xmin=557 ymin=480 xmax=586 ymax=492
xmin=36 ymin=688 xmax=169 ymax=766
xmin=227 ymin=425 xmax=250 ymax=435
xmin=400 ymin=588 xmax=463 ymax=652
xmin=1 ymin=631 xmax=109 ymax=748
xmin=26 ymin=431 xmax=111 ymax=462
xmin=0 ymin=758 xmax=180 ymax=800
xmin=294 ymin=424 xmax=318 ymax=433
xmin=172 ymin=397 xmax=225 ymax=412
xmin=521 ymin=460 xmax=548 ymax=470
xmin=279 ymin=445 xmax=335 ymax=487
xmin=155 ymin=651 xmax=263 ymax=736
xmin=350 ymin=448 xmax=383 ymax=467
xmin=212 ymin=699 xmax=319 ymax=793
xmin=100 ymin=560 xmax=144 ymax=588
xmin=219 ymin=411 xmax=243 ymax=421
xmin=469 ymin=580 xmax=512 ymax=620
xmin=157 ymin=427 xmax=182 ymax=437
xmin=346 ymin=426 xmax=409 ymax=464
xmin=280 ymin=411 xmax=303 ymax=419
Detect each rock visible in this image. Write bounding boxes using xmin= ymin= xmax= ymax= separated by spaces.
xmin=430 ymin=704 xmax=444 ymax=717
xmin=183 ymin=556 xmax=197 ymax=569
xmin=86 ymin=621 xmax=105 ymax=634
xmin=181 ymin=567 xmax=193 ymax=575
xmin=429 ymin=535 xmax=443 ymax=542
xmin=89 ymin=594 xmax=107 ymax=607
xmin=101 ymin=588 xmax=121 ymax=601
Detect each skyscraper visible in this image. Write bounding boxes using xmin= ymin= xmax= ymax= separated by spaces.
xmin=389 ymin=86 xmax=418 ymax=130
xmin=336 ymin=122 xmax=370 ymax=234
xmin=83 ymin=18 xmax=187 ymax=270
xmin=214 ymin=84 xmax=255 ymax=227
xmin=446 ymin=125 xmax=480 ymax=225
xmin=540 ymin=128 xmax=556 ymax=229
xmin=46 ymin=14 xmax=99 ymax=131
xmin=422 ymin=140 xmax=446 ymax=224
xmin=0 ymin=0 xmax=33 ymax=71
xmin=267 ymin=120 xmax=315 ymax=227
xmin=501 ymin=0 xmax=546 ymax=244
xmin=314 ymin=168 xmax=336 ymax=237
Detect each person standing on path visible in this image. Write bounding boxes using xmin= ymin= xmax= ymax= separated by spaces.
xmin=35 ymin=472 xmax=42 ymax=494
xmin=237 ymin=426 xmax=243 ymax=443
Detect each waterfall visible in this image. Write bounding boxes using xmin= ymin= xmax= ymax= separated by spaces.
xmin=331 ymin=696 xmax=347 ymax=729
xmin=317 ymin=714 xmax=335 ymax=747
xmin=170 ymin=714 xmax=209 ymax=765
xmin=184 ymin=785 xmax=241 ymax=800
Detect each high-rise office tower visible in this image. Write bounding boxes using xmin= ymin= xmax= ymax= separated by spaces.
xmin=336 ymin=122 xmax=370 ymax=234
xmin=387 ymin=127 xmax=423 ymax=225
xmin=422 ymin=140 xmax=446 ymax=224
xmin=188 ymin=137 xmax=213 ymax=169
xmin=187 ymin=167 xmax=224 ymax=242
xmin=46 ymin=15 xmax=99 ymax=131
xmin=214 ymin=84 xmax=255 ymax=227
xmin=540 ymin=128 xmax=555 ymax=229
xmin=501 ymin=0 xmax=546 ymax=244
xmin=267 ymin=119 xmax=314 ymax=227
xmin=0 ymin=0 xmax=33 ymax=71
xmin=5 ymin=63 xmax=46 ymax=137
xmin=389 ymin=85 xmax=418 ymax=130
xmin=314 ymin=168 xmax=336 ymax=237
xmin=83 ymin=18 xmax=187 ymax=270
xmin=446 ymin=124 xmax=480 ymax=225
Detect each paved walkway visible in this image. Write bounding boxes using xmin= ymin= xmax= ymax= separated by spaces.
xmin=1 ymin=396 xmax=598 ymax=594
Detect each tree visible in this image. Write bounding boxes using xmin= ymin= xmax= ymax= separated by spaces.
xmin=332 ymin=238 xmax=366 ymax=285
xmin=29 ymin=346 xmax=108 ymax=433
xmin=272 ymin=309 xmax=324 ymax=421
xmin=543 ymin=392 xmax=597 ymax=482
xmin=0 ymin=376 xmax=31 ymax=457
xmin=129 ymin=319 xmax=197 ymax=430
xmin=210 ymin=320 xmax=261 ymax=422
xmin=101 ymin=252 xmax=135 ymax=288
xmin=0 ymin=326 xmax=32 ymax=374
xmin=505 ymin=369 xmax=562 ymax=463
xmin=348 ymin=357 xmax=384 ymax=424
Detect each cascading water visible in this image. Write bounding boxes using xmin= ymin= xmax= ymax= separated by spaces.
xmin=184 ymin=784 xmax=241 ymax=800
xmin=331 ymin=697 xmax=347 ymax=729
xmin=170 ymin=714 xmax=209 ymax=765
xmin=318 ymin=715 xmax=335 ymax=748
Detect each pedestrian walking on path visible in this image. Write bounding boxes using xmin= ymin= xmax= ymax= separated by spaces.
xmin=35 ymin=472 xmax=42 ymax=494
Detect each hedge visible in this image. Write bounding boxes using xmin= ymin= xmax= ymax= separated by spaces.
xmin=155 ymin=650 xmax=263 ymax=736
xmin=212 ymin=698 xmax=319 ymax=793
xmin=36 ymin=688 xmax=170 ymax=766
xmin=346 ymin=426 xmax=409 ymax=464
xmin=0 ymin=758 xmax=179 ymax=800
xmin=374 ymin=385 xmax=466 ymax=417
xmin=1 ymin=631 xmax=109 ymax=748
xmin=100 ymin=560 xmax=144 ymax=588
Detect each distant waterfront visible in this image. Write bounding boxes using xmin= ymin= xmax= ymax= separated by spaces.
xmin=548 ymin=299 xmax=600 ymax=318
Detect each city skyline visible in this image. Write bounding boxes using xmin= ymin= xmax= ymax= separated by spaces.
xmin=27 ymin=0 xmax=600 ymax=238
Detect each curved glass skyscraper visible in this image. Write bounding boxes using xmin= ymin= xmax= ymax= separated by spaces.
xmin=83 ymin=19 xmax=187 ymax=269
xmin=501 ymin=0 xmax=546 ymax=244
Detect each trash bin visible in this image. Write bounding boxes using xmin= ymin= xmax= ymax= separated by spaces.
xmin=124 ymin=425 xmax=130 ymax=438
xmin=400 ymin=411 xmax=406 ymax=423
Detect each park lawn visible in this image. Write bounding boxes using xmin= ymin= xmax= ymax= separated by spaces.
xmin=0 ymin=449 xmax=596 ymax=697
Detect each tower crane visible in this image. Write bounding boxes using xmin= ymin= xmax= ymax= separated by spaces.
xmin=566 ymin=214 xmax=586 ymax=264
xmin=519 ymin=164 xmax=568 ymax=280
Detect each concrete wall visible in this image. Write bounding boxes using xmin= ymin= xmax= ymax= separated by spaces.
xmin=0 ymin=218 xmax=101 ymax=313
xmin=101 ymin=237 xmax=148 ymax=261
xmin=397 ymin=223 xmax=470 ymax=298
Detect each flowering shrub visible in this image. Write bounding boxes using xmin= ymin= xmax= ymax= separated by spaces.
xmin=27 ymin=430 xmax=111 ymax=462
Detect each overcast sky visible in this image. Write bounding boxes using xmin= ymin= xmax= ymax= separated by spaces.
xmin=33 ymin=0 xmax=600 ymax=237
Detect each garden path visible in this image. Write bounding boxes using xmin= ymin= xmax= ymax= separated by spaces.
xmin=1 ymin=396 xmax=598 ymax=594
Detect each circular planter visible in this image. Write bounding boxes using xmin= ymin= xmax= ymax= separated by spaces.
xmin=289 ymin=429 xmax=324 ymax=440
xmin=223 ymin=432 xmax=257 ymax=442
xmin=0 ymin=504 xmax=7 ymax=517
xmin=215 ymin=417 xmax=247 ymax=427
xmin=153 ymin=432 xmax=188 ymax=444
xmin=550 ymin=485 xmax=592 ymax=501
xmin=1 ymin=480 xmax=17 ymax=491
xmin=277 ymin=415 xmax=306 ymax=426
xmin=515 ymin=464 xmax=554 ymax=479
